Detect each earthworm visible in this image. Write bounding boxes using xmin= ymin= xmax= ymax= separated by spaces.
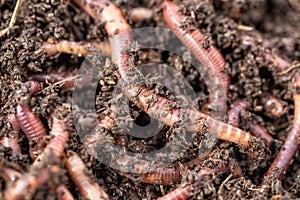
xmin=73 ymin=0 xmax=256 ymax=147
xmin=263 ymin=96 xmax=285 ymax=118
xmin=263 ymin=93 xmax=300 ymax=182
xmin=72 ymin=0 xmax=131 ymax=36
xmin=39 ymin=41 xmax=111 ymax=57
xmin=23 ymin=80 xmax=41 ymax=96
xmin=56 ymin=185 xmax=75 ymax=200
xmin=227 ymin=99 xmax=251 ymax=126
xmin=0 ymin=114 xmax=21 ymax=157
xmin=32 ymin=116 xmax=69 ymax=169
xmin=121 ymin=163 xmax=182 ymax=185
xmin=158 ymin=161 xmax=230 ymax=200
xmin=4 ymin=165 xmax=60 ymax=200
xmin=245 ymin=120 xmax=273 ymax=147
xmin=162 ymin=0 xmax=230 ymax=114
xmin=15 ymin=104 xmax=47 ymax=159
xmin=129 ymin=7 xmax=154 ymax=22
xmin=65 ymin=150 xmax=109 ymax=200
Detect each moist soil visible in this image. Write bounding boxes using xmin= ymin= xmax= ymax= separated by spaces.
xmin=1 ymin=0 xmax=300 ymax=199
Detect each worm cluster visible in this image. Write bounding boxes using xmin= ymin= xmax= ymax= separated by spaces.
xmin=1 ymin=0 xmax=300 ymax=199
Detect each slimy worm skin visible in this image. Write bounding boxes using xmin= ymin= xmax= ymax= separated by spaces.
xmin=65 ymin=150 xmax=109 ymax=200
xmin=32 ymin=116 xmax=69 ymax=169
xmin=263 ymin=93 xmax=300 ymax=183
xmin=15 ymin=81 xmax=45 ymax=159
xmin=72 ymin=0 xmax=257 ymax=147
xmin=15 ymin=104 xmax=47 ymax=159
xmin=162 ymin=0 xmax=230 ymax=114
xmin=128 ymin=7 xmax=154 ymax=22
xmin=245 ymin=121 xmax=273 ymax=147
xmin=158 ymin=161 xmax=230 ymax=200
xmin=40 ymin=41 xmax=111 ymax=57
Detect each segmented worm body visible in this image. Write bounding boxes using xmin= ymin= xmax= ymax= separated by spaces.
xmin=24 ymin=80 xmax=41 ymax=96
xmin=32 ymin=116 xmax=69 ymax=169
xmin=263 ymin=93 xmax=300 ymax=182
xmin=0 ymin=114 xmax=21 ymax=157
xmin=158 ymin=161 xmax=230 ymax=200
xmin=227 ymin=99 xmax=251 ymax=126
xmin=73 ymin=0 xmax=256 ymax=147
xmin=246 ymin=121 xmax=273 ymax=147
xmin=162 ymin=0 xmax=230 ymax=114
xmin=65 ymin=150 xmax=109 ymax=200
xmin=56 ymin=185 xmax=75 ymax=200
xmin=40 ymin=41 xmax=111 ymax=57
xmin=4 ymin=165 xmax=60 ymax=200
xmin=15 ymin=104 xmax=47 ymax=159
xmin=129 ymin=7 xmax=154 ymax=22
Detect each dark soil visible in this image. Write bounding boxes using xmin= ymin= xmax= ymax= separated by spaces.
xmin=1 ymin=0 xmax=300 ymax=199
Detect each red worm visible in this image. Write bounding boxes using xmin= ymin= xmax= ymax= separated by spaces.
xmin=0 ymin=114 xmax=21 ymax=157
xmin=40 ymin=41 xmax=111 ymax=57
xmin=23 ymin=80 xmax=41 ymax=96
xmin=263 ymin=93 xmax=300 ymax=183
xmin=15 ymin=104 xmax=47 ymax=159
xmin=162 ymin=0 xmax=230 ymax=114
xmin=263 ymin=96 xmax=285 ymax=118
xmin=129 ymin=7 xmax=154 ymax=22
xmin=120 ymin=162 xmax=182 ymax=186
xmin=56 ymin=185 xmax=75 ymax=200
xmin=32 ymin=116 xmax=69 ymax=169
xmin=227 ymin=99 xmax=251 ymax=126
xmin=245 ymin=121 xmax=273 ymax=147
xmin=65 ymin=150 xmax=109 ymax=200
xmin=158 ymin=161 xmax=230 ymax=200
xmin=4 ymin=165 xmax=60 ymax=200
xmin=73 ymin=0 xmax=256 ymax=147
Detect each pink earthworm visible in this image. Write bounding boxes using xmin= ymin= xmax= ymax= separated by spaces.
xmin=157 ymin=161 xmax=230 ymax=200
xmin=39 ymin=41 xmax=111 ymax=57
xmin=162 ymin=0 xmax=230 ymax=114
xmin=263 ymin=93 xmax=300 ymax=183
xmin=65 ymin=150 xmax=109 ymax=200
xmin=15 ymin=81 xmax=46 ymax=159
xmin=15 ymin=104 xmax=47 ymax=159
xmin=245 ymin=120 xmax=273 ymax=147
xmin=129 ymin=7 xmax=154 ymax=22
xmin=72 ymin=0 xmax=256 ymax=147
xmin=32 ymin=116 xmax=69 ymax=169
xmin=227 ymin=99 xmax=251 ymax=126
